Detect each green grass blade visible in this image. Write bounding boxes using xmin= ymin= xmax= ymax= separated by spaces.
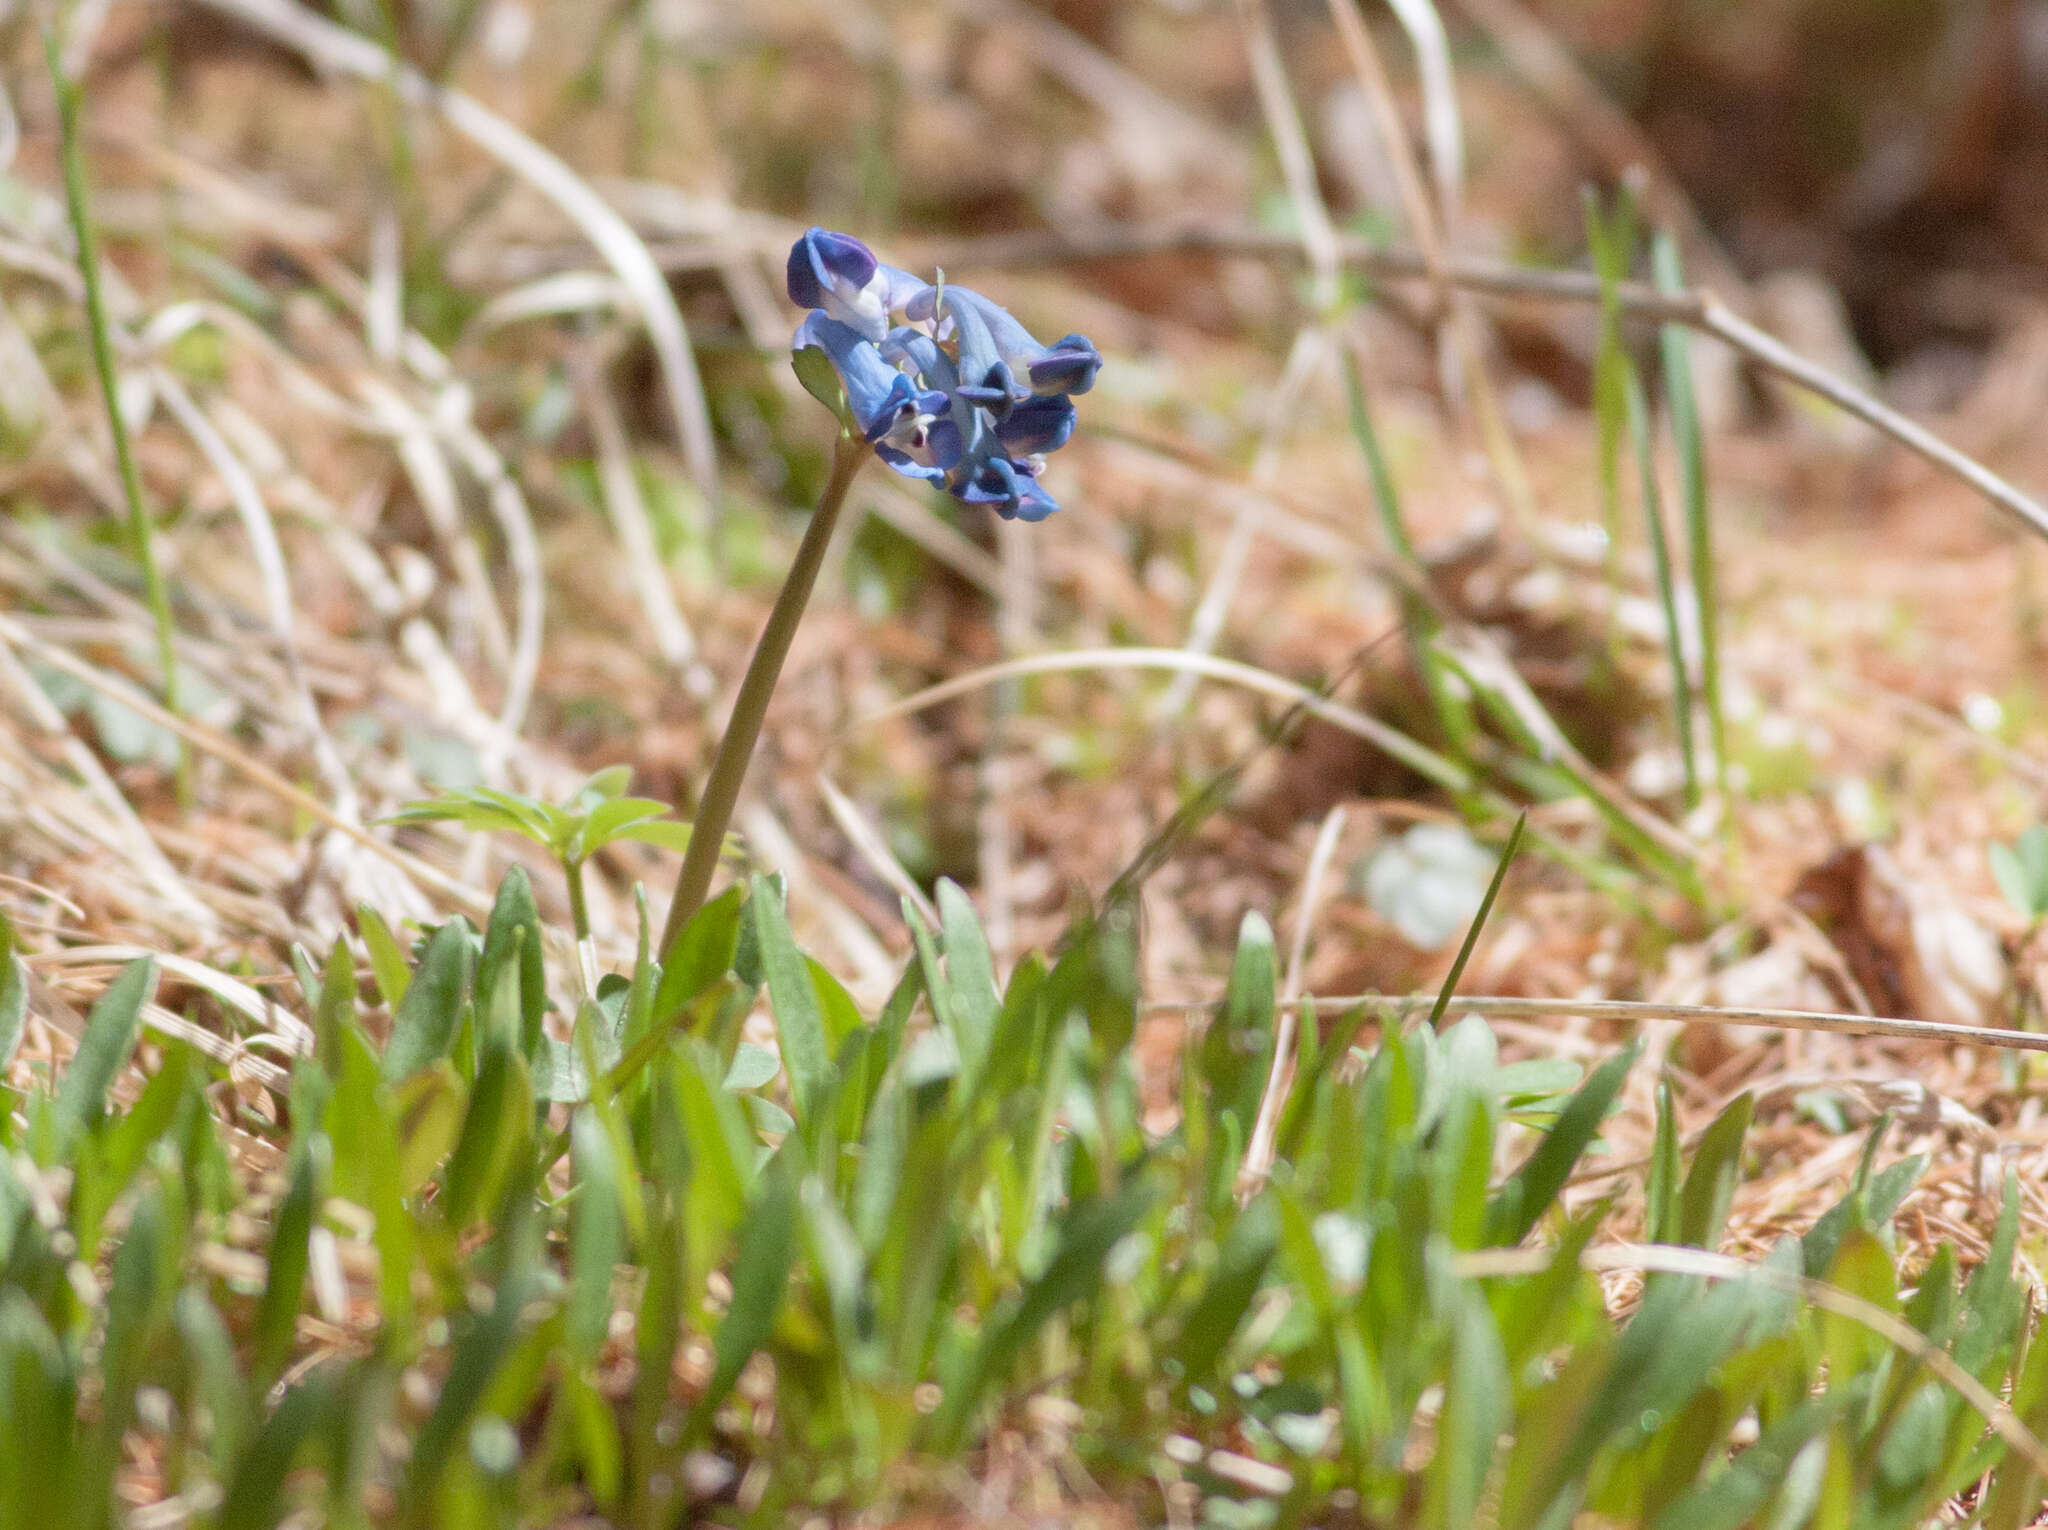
xmin=253 ymin=1137 xmax=327 ymax=1386
xmin=47 ymin=30 xmax=183 ymax=793
xmin=477 ymin=866 xmax=546 ymax=1058
xmin=937 ymin=879 xmax=1000 ymax=1092
xmin=381 ymin=919 xmax=475 ymax=1083
xmin=1428 ymin=813 xmax=1526 ymax=1029
xmin=0 ymin=912 xmax=25 ymax=1074
xmin=695 ymin=1152 xmax=798 ymax=1424
xmin=52 ymin=958 xmax=156 ymax=1152
xmin=1486 ymin=1040 xmax=1639 ymax=1247
xmin=357 ymin=904 xmax=413 ymax=1012
xmin=1655 ymin=232 xmax=1724 ymax=794
xmin=1625 ymin=361 xmax=1701 ymax=809
xmin=750 ymin=876 xmax=830 ymax=1128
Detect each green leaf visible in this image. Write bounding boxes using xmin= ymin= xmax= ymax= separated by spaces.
xmin=0 ymin=1291 xmax=77 ymax=1530
xmin=930 ymin=1170 xmax=1158 ymax=1451
xmin=1427 ymin=1260 xmax=1512 ymax=1530
xmin=572 ymin=764 xmax=634 ymax=806
xmin=0 ymin=911 xmax=24 ymax=1073
xmin=381 ymin=919 xmax=476 ymax=1083
xmin=793 ymin=342 xmax=857 ymax=432
xmin=357 ymin=904 xmax=412 ymax=1010
xmin=568 ymin=1110 xmax=625 ymax=1362
xmin=648 ymin=884 xmax=745 ymax=1036
xmin=217 ymin=1370 xmax=338 ymax=1530
xmin=1678 ymin=1092 xmax=1752 ymax=1250
xmin=723 ymin=1042 xmax=781 ymax=1092
xmin=1487 ymin=1040 xmax=1639 ymax=1246
xmin=393 ymin=1063 xmax=467 ymax=1196
xmin=697 ymin=1152 xmax=799 ymax=1419
xmin=751 ymin=876 xmax=829 ymax=1128
xmin=100 ymin=1044 xmax=193 ymax=1202
xmin=52 ymin=957 xmax=156 ymax=1150
xmin=614 ymin=819 xmax=694 ymax=854
xmin=1645 ymin=1074 xmax=1681 ymax=1245
xmin=329 ymin=1025 xmax=415 ymax=1346
xmin=404 ymin=1181 xmax=541 ymax=1517
xmin=440 ymin=1040 xmax=534 ymax=1230
xmin=1653 ymin=1395 xmax=1841 ymax=1530
xmin=255 ymin=1136 xmax=328 ymax=1385
xmin=1200 ymin=910 xmax=1277 ymax=1127
xmin=937 ymin=879 xmax=1000 ymax=1090
xmin=312 ymin=934 xmax=357 ymax=1071
xmin=477 ymin=866 xmax=546 ymax=1059
xmin=1990 ymin=824 xmax=2048 ymax=921
xmin=174 ymin=1287 xmax=249 ymax=1467
xmin=1175 ymin=1194 xmax=1278 ymax=1381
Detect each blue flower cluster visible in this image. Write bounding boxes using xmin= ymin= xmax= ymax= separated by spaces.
xmin=787 ymin=228 xmax=1101 ymax=522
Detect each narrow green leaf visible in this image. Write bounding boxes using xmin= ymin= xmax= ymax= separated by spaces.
xmin=1655 ymin=232 xmax=1723 ymax=794
xmin=255 ymin=1136 xmax=328 ymax=1385
xmin=1200 ymin=911 xmax=1277 ymax=1127
xmin=937 ymin=879 xmax=999 ymax=1089
xmin=328 ymin=1025 xmax=414 ymax=1346
xmin=697 ymin=1152 xmax=798 ymax=1420
xmin=1487 ymin=1040 xmax=1639 ymax=1246
xmin=440 ymin=1040 xmax=534 ymax=1230
xmin=648 ymin=883 xmax=745 ymax=1036
xmin=357 ymin=904 xmax=412 ymax=1010
xmin=312 ymin=934 xmax=358 ymax=1071
xmin=1427 ymin=1263 xmax=1512 ymax=1530
xmin=723 ymin=1042 xmax=781 ymax=1092
xmin=52 ymin=958 xmax=155 ymax=1150
xmin=404 ymin=1183 xmax=539 ymax=1521
xmin=930 ymin=1170 xmax=1157 ymax=1451
xmin=750 ymin=877 xmax=829 ymax=1127
xmin=217 ymin=1372 xmax=338 ymax=1530
xmin=1625 ymin=362 xmax=1700 ymax=809
xmin=1175 ymin=1194 xmax=1278 ymax=1381
xmin=1429 ymin=813 xmax=1524 ymax=1028
xmin=568 ymin=1110 xmax=625 ymax=1362
xmin=0 ymin=911 xmax=25 ymax=1072
xmin=476 ymin=866 xmax=546 ymax=1059
xmin=1678 ymin=1092 xmax=1752 ymax=1250
xmin=381 ymin=919 xmax=475 ymax=1083
xmin=1645 ymin=1074 xmax=1681 ymax=1245
xmin=1653 ymin=1395 xmax=1841 ymax=1530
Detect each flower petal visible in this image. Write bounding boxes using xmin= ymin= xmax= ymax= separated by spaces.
xmin=796 ymin=312 xmax=925 ymax=442
xmin=786 ymin=228 xmax=877 ymax=309
xmin=996 ymin=394 xmax=1076 ymax=456
xmin=943 ymin=287 xmax=1102 ymax=396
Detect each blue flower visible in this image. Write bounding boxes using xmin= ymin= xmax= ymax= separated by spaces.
xmin=795 ymin=312 xmax=949 ymax=448
xmin=788 ymin=229 xmax=1099 ymax=520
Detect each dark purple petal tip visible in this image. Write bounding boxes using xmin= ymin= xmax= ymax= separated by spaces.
xmin=787 ymin=227 xmax=879 ymax=309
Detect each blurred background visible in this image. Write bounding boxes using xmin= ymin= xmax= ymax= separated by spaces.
xmin=9 ymin=0 xmax=2048 ymax=1054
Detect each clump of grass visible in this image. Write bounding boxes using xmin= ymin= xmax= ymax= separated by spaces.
xmin=3 ymin=866 xmax=2042 ymax=1525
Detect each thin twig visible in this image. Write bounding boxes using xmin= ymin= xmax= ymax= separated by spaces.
xmin=847 ymin=646 xmax=1473 ymax=794
xmin=1149 ymin=991 xmax=2048 ymax=1056
xmin=1240 ymin=804 xmax=1347 ymax=1196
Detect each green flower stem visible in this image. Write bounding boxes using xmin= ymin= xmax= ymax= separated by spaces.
xmin=50 ymin=32 xmax=186 ymax=798
xmin=659 ymin=434 xmax=867 ymax=952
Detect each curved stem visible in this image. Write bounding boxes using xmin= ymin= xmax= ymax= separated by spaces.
xmin=660 ymin=435 xmax=867 ymax=951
